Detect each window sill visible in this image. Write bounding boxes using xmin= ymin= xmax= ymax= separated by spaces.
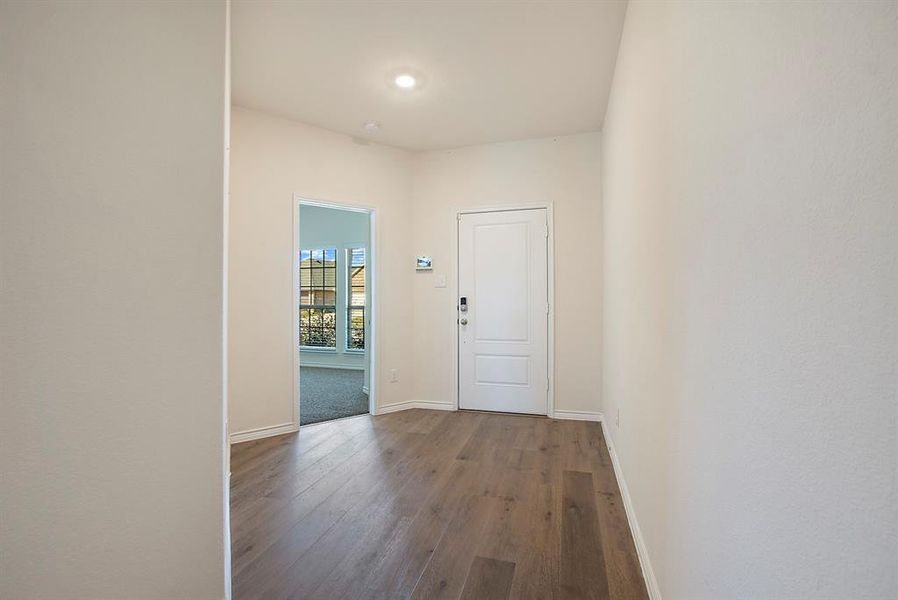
xmin=299 ymin=346 xmax=337 ymax=353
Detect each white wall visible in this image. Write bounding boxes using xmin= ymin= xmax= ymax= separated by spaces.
xmin=228 ymin=107 xmax=415 ymax=436
xmin=601 ymin=2 xmax=898 ymax=598
xmin=298 ymin=204 xmax=369 ymax=371
xmin=230 ymin=112 xmax=602 ymax=431
xmin=0 ymin=1 xmax=228 ymax=598
xmin=411 ymin=134 xmax=603 ymax=415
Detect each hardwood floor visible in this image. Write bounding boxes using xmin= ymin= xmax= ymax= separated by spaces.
xmin=229 ymin=409 xmax=649 ymax=600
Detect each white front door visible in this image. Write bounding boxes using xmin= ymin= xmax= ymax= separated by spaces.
xmin=458 ymin=208 xmax=549 ymax=415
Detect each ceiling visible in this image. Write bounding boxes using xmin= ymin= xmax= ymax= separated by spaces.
xmin=231 ymin=1 xmax=627 ymax=151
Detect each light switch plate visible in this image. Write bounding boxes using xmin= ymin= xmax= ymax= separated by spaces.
xmin=435 ymin=274 xmax=447 ymax=288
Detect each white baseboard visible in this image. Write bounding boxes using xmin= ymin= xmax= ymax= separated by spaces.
xmin=229 ymin=422 xmax=298 ymax=444
xmin=376 ymin=404 xmax=604 ymax=420
xmin=552 ymin=409 xmax=604 ymax=422
xmin=377 ymin=400 xmax=455 ymax=415
xmin=377 ymin=400 xmax=417 ymax=414
xmin=413 ymin=400 xmax=455 ymax=411
xmin=300 ymin=362 xmax=364 ymax=371
xmin=600 ymin=420 xmax=661 ymax=600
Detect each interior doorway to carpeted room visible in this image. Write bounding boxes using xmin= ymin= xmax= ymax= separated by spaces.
xmin=296 ymin=198 xmax=373 ymax=426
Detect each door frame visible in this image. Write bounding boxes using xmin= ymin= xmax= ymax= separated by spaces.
xmin=452 ymin=203 xmax=555 ymax=417
xmin=293 ymin=193 xmax=378 ymax=425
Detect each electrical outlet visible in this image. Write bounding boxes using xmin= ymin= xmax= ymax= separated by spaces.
xmin=616 ymin=408 xmax=620 ymax=428
xmin=389 ymin=369 xmax=399 ymax=383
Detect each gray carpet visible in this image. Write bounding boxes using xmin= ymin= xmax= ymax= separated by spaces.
xmin=299 ymin=366 xmax=368 ymax=425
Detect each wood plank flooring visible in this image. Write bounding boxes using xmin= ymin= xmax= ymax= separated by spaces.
xmin=230 ymin=409 xmax=649 ymax=600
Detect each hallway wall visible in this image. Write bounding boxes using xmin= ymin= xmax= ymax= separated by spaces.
xmin=228 ymin=107 xmax=415 ymax=436
xmin=230 ymin=110 xmax=604 ymax=432
xmin=601 ymin=1 xmax=898 ymax=598
xmin=411 ymin=134 xmax=603 ymax=415
xmin=0 ymin=1 xmax=229 ymax=597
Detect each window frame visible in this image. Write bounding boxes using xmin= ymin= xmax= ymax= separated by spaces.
xmin=345 ymin=247 xmax=367 ymax=352
xmin=298 ymin=247 xmax=339 ymax=350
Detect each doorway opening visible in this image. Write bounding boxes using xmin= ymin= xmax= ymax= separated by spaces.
xmin=294 ymin=196 xmax=376 ymax=425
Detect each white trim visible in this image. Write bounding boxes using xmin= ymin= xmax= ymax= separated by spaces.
xmin=299 ymin=198 xmax=371 ymax=213
xmin=294 ymin=195 xmax=378 ymax=422
xmin=413 ymin=400 xmax=455 ymax=411
xmin=291 ymin=198 xmax=302 ymax=431
xmin=452 ymin=203 xmax=555 ymax=417
xmin=600 ymin=420 xmax=662 ymax=600
xmin=222 ymin=2 xmax=232 ymax=597
xmin=547 ymin=205 xmax=555 ymax=418
xmin=553 ymin=409 xmax=603 ymax=422
xmin=300 ymin=361 xmax=365 ymax=371
xmin=377 ymin=400 xmax=456 ymax=415
xmin=367 ymin=209 xmax=377 ymax=417
xmin=229 ymin=422 xmax=298 ymax=445
xmin=377 ymin=401 xmax=417 ymax=415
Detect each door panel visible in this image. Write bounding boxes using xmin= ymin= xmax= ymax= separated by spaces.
xmin=458 ymin=209 xmax=548 ymax=415
xmin=473 ymin=222 xmax=531 ymax=342
xmin=475 ymin=354 xmax=530 ymax=386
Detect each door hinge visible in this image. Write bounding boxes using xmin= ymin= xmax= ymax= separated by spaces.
xmin=546 ymin=302 xmax=550 ymax=315
xmin=546 ymin=378 xmax=550 ymax=392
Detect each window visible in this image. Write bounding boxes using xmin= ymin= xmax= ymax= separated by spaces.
xmin=299 ymin=248 xmax=337 ymax=347
xmin=347 ymin=247 xmax=366 ymax=350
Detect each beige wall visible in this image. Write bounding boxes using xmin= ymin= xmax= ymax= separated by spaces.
xmin=229 ymin=114 xmax=603 ymax=432
xmin=602 ymin=1 xmax=898 ymax=598
xmin=228 ymin=107 xmax=415 ymax=435
xmin=0 ymin=1 xmax=229 ymax=598
xmin=411 ymin=134 xmax=603 ymax=414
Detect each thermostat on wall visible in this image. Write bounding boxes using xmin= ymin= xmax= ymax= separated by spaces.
xmin=416 ymin=256 xmax=432 ymax=270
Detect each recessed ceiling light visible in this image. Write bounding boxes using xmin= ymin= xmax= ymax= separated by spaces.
xmin=394 ymin=73 xmax=417 ymax=89
xmin=363 ymin=120 xmax=381 ymax=132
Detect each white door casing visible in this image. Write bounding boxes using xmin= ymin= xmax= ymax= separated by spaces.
xmin=458 ymin=208 xmax=549 ymax=415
